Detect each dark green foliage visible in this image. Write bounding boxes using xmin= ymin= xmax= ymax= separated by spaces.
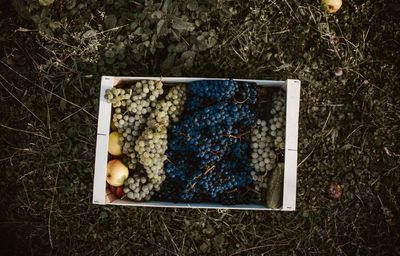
xmin=0 ymin=0 xmax=399 ymax=255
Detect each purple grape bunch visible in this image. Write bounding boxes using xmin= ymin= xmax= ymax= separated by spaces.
xmin=159 ymin=80 xmax=258 ymax=204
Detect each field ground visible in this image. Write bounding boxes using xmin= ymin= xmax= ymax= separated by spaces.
xmin=0 ymin=0 xmax=399 ymax=255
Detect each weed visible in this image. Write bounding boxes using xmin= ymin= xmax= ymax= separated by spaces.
xmin=0 ymin=0 xmax=399 ymax=255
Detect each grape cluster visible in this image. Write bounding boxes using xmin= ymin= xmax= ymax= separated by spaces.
xmin=188 ymin=80 xmax=238 ymax=101
xmin=123 ymin=174 xmax=156 ymax=201
xmin=185 ymin=80 xmax=257 ymax=113
xmin=269 ymin=90 xmax=286 ymax=150
xmin=105 ymin=80 xmax=164 ymax=169
xmin=123 ymin=84 xmax=187 ymax=200
xmin=159 ymin=80 xmax=258 ymax=203
xmin=172 ymin=102 xmax=255 ymax=133
xmin=147 ymin=85 xmax=187 ymax=126
xmin=250 ymin=90 xmax=285 ymax=194
xmin=235 ymin=82 xmax=257 ymax=104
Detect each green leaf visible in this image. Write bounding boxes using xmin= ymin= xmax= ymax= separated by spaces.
xmin=181 ymin=50 xmax=196 ymax=60
xmin=49 ymin=21 xmax=61 ymax=30
xmin=31 ymin=15 xmax=40 ymax=24
xmin=66 ymin=0 xmax=76 ymax=10
xmin=187 ymin=0 xmax=198 ymax=11
xmin=162 ymin=0 xmax=171 ymax=13
xmin=82 ymin=30 xmax=97 ymax=39
xmin=151 ymin=11 xmax=164 ymax=19
xmin=207 ymin=36 xmax=217 ymax=48
xmin=175 ymin=42 xmax=188 ymax=53
xmin=104 ymin=15 xmax=117 ymax=29
xmin=172 ymin=17 xmax=195 ymax=31
xmin=212 ymin=233 xmax=225 ymax=249
xmin=156 ymin=19 xmax=165 ymax=36
xmin=161 ymin=52 xmax=176 ymax=71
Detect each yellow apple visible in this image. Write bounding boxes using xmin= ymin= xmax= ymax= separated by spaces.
xmin=38 ymin=0 xmax=55 ymax=6
xmin=107 ymin=159 xmax=129 ymax=187
xmin=108 ymin=131 xmax=122 ymax=156
xmin=321 ymin=0 xmax=342 ymax=13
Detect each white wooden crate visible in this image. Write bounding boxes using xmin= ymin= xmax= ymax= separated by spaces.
xmin=93 ymin=76 xmax=300 ymax=211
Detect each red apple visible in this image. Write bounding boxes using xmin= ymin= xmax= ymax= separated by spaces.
xmin=108 ymin=184 xmax=124 ymax=198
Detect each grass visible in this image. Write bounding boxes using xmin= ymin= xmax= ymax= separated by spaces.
xmin=1 ymin=0 xmax=399 ymax=255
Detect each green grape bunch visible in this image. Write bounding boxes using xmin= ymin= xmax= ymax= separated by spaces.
xmin=121 ymin=84 xmax=187 ymax=201
xmin=105 ymin=80 xmax=164 ymax=170
xmin=250 ymin=90 xmax=285 ymax=196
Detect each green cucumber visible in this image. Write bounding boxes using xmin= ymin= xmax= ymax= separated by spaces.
xmin=266 ymin=163 xmax=284 ymax=208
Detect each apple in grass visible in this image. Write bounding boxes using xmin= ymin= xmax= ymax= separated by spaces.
xmin=106 ymin=159 xmax=129 ymax=187
xmin=321 ymin=0 xmax=342 ymax=13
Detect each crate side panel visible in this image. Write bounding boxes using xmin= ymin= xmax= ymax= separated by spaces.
xmin=108 ymin=199 xmax=280 ymax=211
xmin=282 ymin=79 xmax=300 ymax=211
xmin=93 ymin=76 xmax=113 ymax=204
xmin=113 ymin=76 xmax=285 ymax=87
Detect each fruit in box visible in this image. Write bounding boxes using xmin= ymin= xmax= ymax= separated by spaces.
xmin=106 ymin=159 xmax=128 ymax=187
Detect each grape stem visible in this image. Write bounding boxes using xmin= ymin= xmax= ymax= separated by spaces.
xmin=179 ymin=132 xmax=191 ymax=139
xmin=224 ymin=130 xmax=251 ymax=139
xmin=233 ymin=95 xmax=249 ymax=104
xmin=204 ymin=165 xmax=215 ymax=175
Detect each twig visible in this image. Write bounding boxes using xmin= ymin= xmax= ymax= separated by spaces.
xmin=231 ymin=46 xmax=247 ymax=63
xmin=229 ymin=243 xmax=288 ymax=256
xmin=59 ymin=106 xmax=87 ymax=122
xmin=297 ymin=147 xmax=315 ymax=168
xmin=321 ymin=110 xmax=332 ymax=132
xmin=112 ymin=232 xmax=137 ymax=256
xmin=0 ymin=124 xmax=50 ymax=140
xmin=48 ymin=165 xmax=61 ymax=249
xmin=90 ymin=24 xmax=129 ymax=38
xmin=21 ymin=180 xmax=32 ymax=210
xmin=18 ymin=170 xmax=36 ymax=180
xmin=161 ymin=216 xmax=180 ymax=256
xmin=0 ymin=60 xmax=97 ymax=119
xmin=0 ymin=76 xmax=45 ymax=126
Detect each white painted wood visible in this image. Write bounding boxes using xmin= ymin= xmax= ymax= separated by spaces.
xmin=92 ymin=76 xmax=113 ymax=205
xmin=109 ymin=199 xmax=280 ymax=211
xmin=282 ymin=79 xmax=301 ymax=211
xmin=93 ymin=76 xmax=300 ymax=210
xmin=112 ymin=76 xmax=285 ymax=87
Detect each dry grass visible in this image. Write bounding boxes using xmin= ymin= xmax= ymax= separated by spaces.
xmin=0 ymin=0 xmax=399 ymax=255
